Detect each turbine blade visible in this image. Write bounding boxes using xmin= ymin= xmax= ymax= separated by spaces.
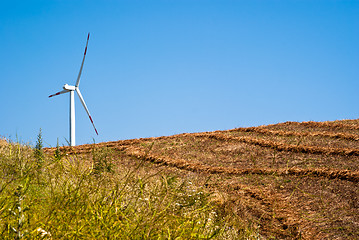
xmin=75 ymin=33 xmax=90 ymax=87
xmin=49 ymin=89 xmax=69 ymax=98
xmin=75 ymin=88 xmax=98 ymax=135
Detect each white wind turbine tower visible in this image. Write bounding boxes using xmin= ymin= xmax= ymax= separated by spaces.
xmin=49 ymin=33 xmax=98 ymax=146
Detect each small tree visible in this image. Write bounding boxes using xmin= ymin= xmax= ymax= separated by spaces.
xmin=34 ymin=129 xmax=44 ymax=169
xmin=54 ymin=138 xmax=62 ymax=161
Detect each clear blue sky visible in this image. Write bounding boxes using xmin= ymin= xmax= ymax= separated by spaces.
xmin=1 ymin=0 xmax=358 ymax=147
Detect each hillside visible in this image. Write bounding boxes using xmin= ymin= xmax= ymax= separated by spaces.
xmin=43 ymin=119 xmax=359 ymax=239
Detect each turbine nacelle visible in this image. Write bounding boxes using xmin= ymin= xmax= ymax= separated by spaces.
xmin=63 ymin=84 xmax=76 ymax=91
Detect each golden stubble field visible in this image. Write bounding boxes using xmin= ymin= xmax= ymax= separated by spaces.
xmin=46 ymin=119 xmax=359 ymax=239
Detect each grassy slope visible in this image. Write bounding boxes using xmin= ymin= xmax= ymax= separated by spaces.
xmin=52 ymin=119 xmax=358 ymax=239
xmin=2 ymin=119 xmax=359 ymax=239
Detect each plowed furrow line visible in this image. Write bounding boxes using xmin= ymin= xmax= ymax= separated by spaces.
xmin=123 ymin=147 xmax=359 ymax=182
xmin=274 ymin=120 xmax=359 ymax=131
xmin=228 ymin=127 xmax=359 ymax=141
xmin=198 ymin=133 xmax=359 ymax=156
xmin=43 ymin=133 xmax=202 ymax=155
xmin=44 ymin=139 xmax=143 ymax=155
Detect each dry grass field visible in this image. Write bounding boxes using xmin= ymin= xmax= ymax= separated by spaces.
xmin=43 ymin=119 xmax=359 ymax=239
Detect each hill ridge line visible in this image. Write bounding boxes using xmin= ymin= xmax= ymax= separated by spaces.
xmin=273 ymin=120 xmax=359 ymax=131
xmin=44 ymin=120 xmax=359 ymax=153
xmin=228 ymin=126 xmax=359 ymax=141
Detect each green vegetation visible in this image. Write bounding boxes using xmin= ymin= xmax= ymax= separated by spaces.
xmin=0 ymin=134 xmax=259 ymax=239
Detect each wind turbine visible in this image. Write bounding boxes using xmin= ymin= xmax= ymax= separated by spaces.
xmin=49 ymin=33 xmax=98 ymax=146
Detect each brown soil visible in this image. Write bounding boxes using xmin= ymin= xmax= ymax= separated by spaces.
xmin=45 ymin=119 xmax=359 ymax=239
